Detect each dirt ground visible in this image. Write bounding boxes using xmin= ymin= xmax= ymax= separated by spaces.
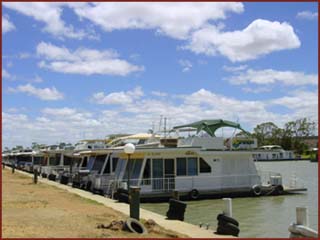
xmin=2 ymin=168 xmax=185 ymax=238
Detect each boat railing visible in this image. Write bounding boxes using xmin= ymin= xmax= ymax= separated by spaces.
xmin=110 ymin=173 xmax=261 ymax=193
xmin=257 ymin=170 xmax=305 ymax=189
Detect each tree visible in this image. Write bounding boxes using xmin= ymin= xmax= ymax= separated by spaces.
xmin=284 ymin=118 xmax=316 ymax=154
xmin=252 ymin=122 xmax=279 ymax=146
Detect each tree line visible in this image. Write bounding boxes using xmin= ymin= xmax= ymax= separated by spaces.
xmin=251 ymin=118 xmax=317 ymax=154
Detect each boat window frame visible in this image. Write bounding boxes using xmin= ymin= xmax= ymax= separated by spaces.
xmin=199 ymin=157 xmax=211 ymax=174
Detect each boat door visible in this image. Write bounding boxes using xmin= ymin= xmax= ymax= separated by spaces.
xmin=164 ymin=158 xmax=175 ymax=191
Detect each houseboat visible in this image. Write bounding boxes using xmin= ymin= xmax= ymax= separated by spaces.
xmin=39 ymin=144 xmax=76 ymax=180
xmin=71 ymin=139 xmax=108 ymax=189
xmin=109 ymin=119 xmax=290 ymax=201
xmin=252 ymin=145 xmax=295 ymax=161
xmin=72 ymin=134 xmax=160 ymax=193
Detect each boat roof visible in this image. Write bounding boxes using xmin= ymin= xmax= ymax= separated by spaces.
xmin=173 ymin=119 xmax=249 ymax=137
xmin=259 ymin=145 xmax=283 ymax=149
xmin=117 ymin=133 xmax=159 ymax=140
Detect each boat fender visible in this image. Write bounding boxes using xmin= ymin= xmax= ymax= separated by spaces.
xmin=86 ymin=181 xmax=92 ymax=191
xmin=252 ymin=185 xmax=262 ymax=196
xmin=217 ymin=214 xmax=239 ymax=226
xmin=189 ymin=189 xmax=199 ymax=200
xmin=275 ymin=185 xmax=284 ymax=195
xmin=289 ymin=223 xmax=318 ymax=238
xmin=124 ymin=218 xmax=147 ymax=234
xmin=217 ymin=222 xmax=240 ymax=236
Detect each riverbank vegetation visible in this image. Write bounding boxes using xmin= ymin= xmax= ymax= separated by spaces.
xmin=251 ymin=118 xmax=317 ymax=154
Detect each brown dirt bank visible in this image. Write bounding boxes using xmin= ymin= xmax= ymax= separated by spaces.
xmin=2 ymin=168 xmax=185 ymax=238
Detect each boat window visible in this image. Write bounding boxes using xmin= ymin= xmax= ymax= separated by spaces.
xmin=123 ymin=159 xmax=143 ymax=181
xmin=103 ymin=156 xmax=111 ymax=174
xmin=73 ymin=157 xmax=81 ymax=167
xmin=199 ymin=158 xmax=211 ymax=173
xmin=82 ymin=157 xmax=88 ymax=168
xmin=112 ymin=157 xmax=118 ymax=172
xmin=49 ymin=154 xmax=61 ymax=166
xmin=17 ymin=155 xmax=32 ymax=163
xmin=132 ymin=159 xmax=143 ymax=180
xmin=92 ymin=155 xmax=106 ymax=171
xmin=187 ymin=158 xmax=198 ymax=176
xmin=33 ymin=156 xmax=43 ymax=165
xmin=63 ymin=156 xmax=72 ymax=166
xmin=87 ymin=156 xmax=96 ymax=170
xmin=114 ymin=159 xmax=126 ymax=179
xmin=152 ymin=158 xmax=163 ymax=179
xmin=177 ymin=158 xmax=187 ymax=176
xmin=142 ymin=159 xmax=151 ymax=185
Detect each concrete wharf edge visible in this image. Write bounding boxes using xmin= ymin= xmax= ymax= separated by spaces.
xmin=9 ymin=169 xmax=234 ymax=238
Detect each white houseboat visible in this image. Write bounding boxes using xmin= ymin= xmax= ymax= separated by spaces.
xmin=109 ymin=119 xmax=284 ymax=201
xmin=39 ymin=144 xmax=76 ymax=180
xmin=252 ymin=145 xmax=295 ymax=161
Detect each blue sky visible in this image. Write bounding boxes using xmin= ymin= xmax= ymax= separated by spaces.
xmin=2 ymin=2 xmax=318 ymax=148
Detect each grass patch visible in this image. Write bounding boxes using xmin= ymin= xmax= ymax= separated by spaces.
xmin=71 ymin=193 xmax=104 ymax=206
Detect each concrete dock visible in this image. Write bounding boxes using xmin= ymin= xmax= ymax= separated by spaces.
xmin=9 ymin=169 xmax=234 ymax=238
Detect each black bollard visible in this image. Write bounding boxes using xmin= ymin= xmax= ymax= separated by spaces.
xmin=166 ymin=198 xmax=187 ymax=221
xmin=12 ymin=164 xmax=15 ymax=173
xmin=34 ymin=169 xmax=38 ymax=184
xmin=129 ymin=186 xmax=140 ymax=220
xmin=2 ymin=163 xmax=5 ymax=169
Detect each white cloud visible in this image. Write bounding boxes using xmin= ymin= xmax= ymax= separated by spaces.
xmin=178 ymin=59 xmax=193 ymax=72
xmin=19 ymin=52 xmax=32 ymax=59
xmin=92 ymin=87 xmax=144 ymax=105
xmin=242 ymin=87 xmax=272 ymax=94
xmin=2 ymin=15 xmax=16 ymax=33
xmin=32 ymin=75 xmax=44 ymax=83
xmin=2 ymin=69 xmax=11 ymax=79
xmin=70 ymin=2 xmax=243 ymax=39
xmin=223 ymin=65 xmax=248 ymax=72
xmin=3 ymin=2 xmax=94 ymax=39
xmin=3 ymin=87 xmax=317 ymax=148
xmin=185 ymin=19 xmax=300 ymax=62
xmin=8 ymin=83 xmax=64 ymax=100
xmin=226 ymin=68 xmax=317 ymax=85
xmin=296 ymin=11 xmax=318 ymax=20
xmin=36 ymin=42 xmax=144 ymax=76
xmin=151 ymin=91 xmax=168 ymax=97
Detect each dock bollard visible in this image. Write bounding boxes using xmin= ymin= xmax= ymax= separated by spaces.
xmin=216 ymin=198 xmax=240 ymax=237
xmin=2 ymin=163 xmax=5 ymax=169
xmin=223 ymin=198 xmax=232 ymax=217
xmin=33 ymin=169 xmax=38 ymax=184
xmin=289 ymin=207 xmax=318 ymax=238
xmin=166 ymin=198 xmax=187 ymax=221
xmin=129 ymin=186 xmax=140 ymax=220
xmin=12 ymin=165 xmax=15 ymax=174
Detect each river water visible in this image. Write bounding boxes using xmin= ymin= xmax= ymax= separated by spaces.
xmin=141 ymin=161 xmax=318 ymax=238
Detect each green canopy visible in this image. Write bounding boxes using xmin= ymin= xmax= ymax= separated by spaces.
xmin=173 ymin=119 xmax=249 ymax=137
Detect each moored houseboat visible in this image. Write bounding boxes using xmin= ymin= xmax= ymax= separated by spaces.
xmin=109 ymin=119 xmax=295 ymax=201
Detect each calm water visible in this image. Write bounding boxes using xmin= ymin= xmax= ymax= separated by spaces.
xmin=141 ymin=161 xmax=318 ymax=238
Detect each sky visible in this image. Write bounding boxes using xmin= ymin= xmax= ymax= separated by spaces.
xmin=2 ymin=2 xmax=318 ymax=148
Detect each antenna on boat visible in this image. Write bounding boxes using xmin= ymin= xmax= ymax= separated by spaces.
xmin=164 ymin=117 xmax=167 ymax=138
xmin=159 ymin=115 xmax=163 ymax=133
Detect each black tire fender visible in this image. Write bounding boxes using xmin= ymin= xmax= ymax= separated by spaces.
xmin=125 ymin=218 xmax=147 ymax=234
xmin=217 ymin=222 xmax=240 ymax=236
xmin=275 ymin=185 xmax=284 ymax=195
xmin=217 ymin=214 xmax=239 ymax=226
xmin=252 ymin=184 xmax=262 ymax=196
xmin=189 ymin=189 xmax=199 ymax=200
